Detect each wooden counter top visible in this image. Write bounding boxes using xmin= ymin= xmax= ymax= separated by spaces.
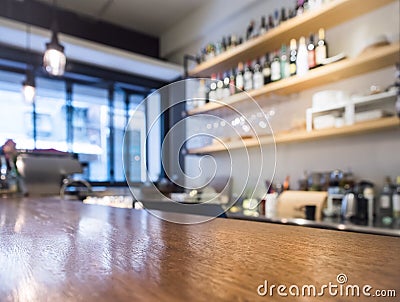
xmin=0 ymin=198 xmax=399 ymax=301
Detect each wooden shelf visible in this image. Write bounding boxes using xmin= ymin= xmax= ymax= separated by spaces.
xmin=188 ymin=0 xmax=396 ymax=77
xmin=188 ymin=117 xmax=399 ymax=153
xmin=187 ymin=42 xmax=400 ymax=115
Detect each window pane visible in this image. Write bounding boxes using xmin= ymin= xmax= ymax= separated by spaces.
xmin=34 ymin=78 xmax=67 ymax=151
xmin=0 ymin=70 xmax=34 ymax=149
xmin=125 ymin=95 xmax=147 ymax=183
xmin=72 ymin=85 xmax=109 ymax=182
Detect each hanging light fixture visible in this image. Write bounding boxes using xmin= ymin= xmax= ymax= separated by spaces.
xmin=22 ymin=24 xmax=36 ymax=103
xmin=22 ymin=69 xmax=36 ymax=103
xmin=43 ymin=0 xmax=66 ymax=76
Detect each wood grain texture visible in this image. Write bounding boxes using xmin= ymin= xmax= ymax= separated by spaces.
xmin=0 ymin=198 xmax=399 ymax=301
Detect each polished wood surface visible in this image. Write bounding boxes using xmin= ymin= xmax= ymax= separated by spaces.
xmin=0 ymin=198 xmax=399 ymax=301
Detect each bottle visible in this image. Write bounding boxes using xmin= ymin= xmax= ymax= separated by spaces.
xmin=307 ymin=33 xmax=316 ymax=69
xmin=280 ymin=44 xmax=290 ymax=79
xmin=243 ymin=61 xmax=253 ymax=91
xmin=262 ymin=53 xmax=272 ymax=84
xmin=393 ymin=176 xmax=400 ymax=219
xmin=229 ymin=69 xmax=236 ymax=95
xmin=289 ymin=38 xmax=297 ymax=76
xmin=271 ymin=51 xmax=281 ymax=82
xmin=297 ymin=0 xmax=305 ymax=15
xmin=280 ymin=7 xmax=287 ymax=23
xmin=246 ymin=20 xmax=256 ymax=40
xmin=253 ymin=61 xmax=264 ymax=90
xmin=259 ymin=16 xmax=267 ymax=35
xmin=378 ymin=177 xmax=393 ymax=226
xmin=223 ymin=72 xmax=231 ymax=98
xmin=283 ymin=175 xmax=290 ymax=191
xmin=315 ymin=28 xmax=328 ymax=65
xmin=215 ymin=73 xmax=224 ymax=100
xmin=268 ymin=15 xmax=275 ymax=30
xmin=273 ymin=9 xmax=280 ymax=27
xmin=235 ymin=62 xmax=244 ymax=92
xmin=296 ymin=36 xmax=309 ymax=76
xmin=208 ymin=74 xmax=217 ymax=102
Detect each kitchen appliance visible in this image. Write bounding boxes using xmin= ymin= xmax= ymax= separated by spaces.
xmin=341 ymin=181 xmax=373 ymax=223
xmin=16 ymin=150 xmax=84 ymax=196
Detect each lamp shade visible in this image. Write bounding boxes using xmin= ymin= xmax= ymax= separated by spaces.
xmin=43 ymin=31 xmax=66 ymax=76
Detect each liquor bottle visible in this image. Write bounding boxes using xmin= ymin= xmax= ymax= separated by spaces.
xmin=289 ymin=38 xmax=297 ymax=76
xmin=280 ymin=7 xmax=287 ymax=23
xmin=307 ymin=33 xmax=316 ymax=69
xmin=262 ymin=53 xmax=272 ymax=84
xmin=378 ymin=177 xmax=394 ymax=226
xmin=216 ymin=73 xmax=224 ymax=100
xmin=208 ymin=74 xmax=217 ymax=102
xmin=296 ymin=0 xmax=305 ymax=15
xmin=246 ymin=20 xmax=256 ymax=40
xmin=268 ymin=15 xmax=275 ymax=29
xmin=253 ymin=60 xmax=264 ymax=90
xmin=235 ymin=62 xmax=244 ymax=92
xmin=315 ymin=28 xmax=328 ymax=65
xmin=259 ymin=16 xmax=267 ymax=35
xmin=280 ymin=44 xmax=290 ymax=79
xmin=243 ymin=61 xmax=253 ymax=91
xmin=221 ymin=37 xmax=227 ymax=52
xmin=273 ymin=9 xmax=280 ymax=28
xmin=296 ymin=36 xmax=309 ymax=76
xmin=229 ymin=69 xmax=236 ymax=95
xmin=270 ymin=51 xmax=281 ymax=82
xmin=393 ymin=176 xmax=400 ymax=219
xmin=223 ymin=72 xmax=231 ymax=98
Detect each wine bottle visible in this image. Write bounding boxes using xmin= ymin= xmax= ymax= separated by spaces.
xmin=263 ymin=53 xmax=272 ymax=84
xmin=289 ymin=39 xmax=297 ymax=76
xmin=296 ymin=36 xmax=309 ymax=76
xmin=315 ymin=28 xmax=328 ymax=65
xmin=243 ymin=61 xmax=253 ymax=91
xmin=307 ymin=33 xmax=316 ymax=69
xmin=280 ymin=44 xmax=290 ymax=79
xmin=271 ymin=51 xmax=281 ymax=82
xmin=235 ymin=62 xmax=244 ymax=92
xmin=253 ymin=61 xmax=264 ymax=89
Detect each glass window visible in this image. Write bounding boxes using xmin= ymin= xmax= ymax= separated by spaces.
xmin=72 ymin=84 xmax=109 ymax=182
xmin=124 ymin=94 xmax=147 ymax=183
xmin=0 ymin=70 xmax=34 ymax=149
xmin=34 ymin=78 xmax=67 ymax=151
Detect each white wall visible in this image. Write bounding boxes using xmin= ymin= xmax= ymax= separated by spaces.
xmin=162 ymin=0 xmax=400 ymax=195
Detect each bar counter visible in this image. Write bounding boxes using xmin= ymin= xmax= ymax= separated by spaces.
xmin=0 ymin=197 xmax=399 ymax=301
